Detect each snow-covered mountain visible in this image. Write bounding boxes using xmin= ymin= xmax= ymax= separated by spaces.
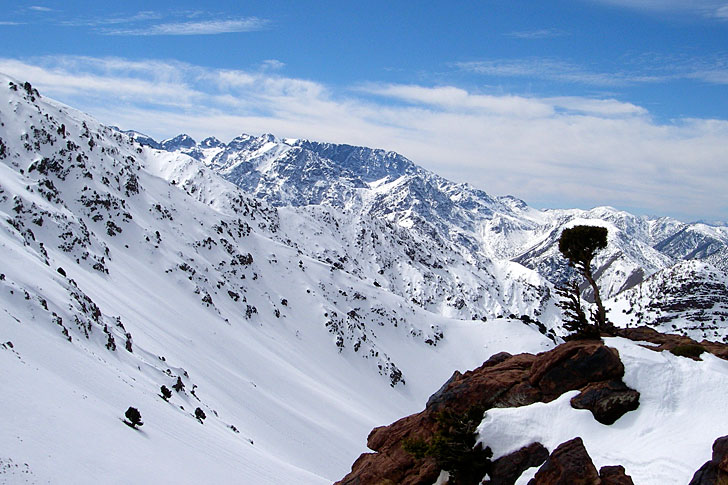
xmin=157 ymin=132 xmax=728 ymax=338
xmin=2 ymin=74 xmax=728 ymax=484
xmin=1 ymin=75 xmax=562 ymax=483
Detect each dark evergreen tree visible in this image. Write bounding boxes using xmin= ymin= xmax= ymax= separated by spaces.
xmin=160 ymin=385 xmax=172 ymax=401
xmin=558 ymin=225 xmax=612 ymax=334
xmin=556 ymin=280 xmax=599 ymax=339
xmin=172 ymin=376 xmax=185 ymax=392
xmin=124 ymin=406 xmax=143 ymax=429
xmin=195 ymin=407 xmax=206 ymax=423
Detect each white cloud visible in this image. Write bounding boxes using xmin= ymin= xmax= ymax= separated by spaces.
xmin=457 ymin=56 xmax=728 ymax=87
xmin=103 ymin=17 xmax=267 ymax=36
xmin=505 ymin=28 xmax=569 ymax=39
xmin=456 ymin=59 xmax=632 ymax=87
xmin=29 ymin=6 xmax=53 ymax=12
xmin=583 ymin=0 xmax=728 ymax=19
xmin=1 ymin=56 xmax=726 ymax=222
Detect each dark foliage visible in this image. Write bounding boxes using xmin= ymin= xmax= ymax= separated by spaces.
xmin=124 ymin=406 xmax=143 ymax=428
xmin=556 ymin=281 xmax=599 ymax=340
xmin=670 ymin=343 xmax=706 ymax=359
xmin=160 ymin=385 xmax=172 ymax=401
xmin=558 ymin=225 xmax=612 ymax=335
xmin=172 ymin=376 xmax=185 ymax=392
xmin=402 ymin=407 xmax=492 ymax=484
xmin=195 ymin=407 xmax=206 ymax=423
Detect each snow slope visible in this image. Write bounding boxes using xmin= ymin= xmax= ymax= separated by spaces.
xmin=0 ymin=75 xmax=556 ymax=482
xmin=477 ymin=337 xmax=728 ymax=484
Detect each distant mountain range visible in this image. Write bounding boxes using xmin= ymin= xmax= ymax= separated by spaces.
xmin=126 ymin=129 xmax=728 ymax=342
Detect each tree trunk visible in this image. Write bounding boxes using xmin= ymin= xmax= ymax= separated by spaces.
xmin=582 ymin=267 xmax=610 ymax=334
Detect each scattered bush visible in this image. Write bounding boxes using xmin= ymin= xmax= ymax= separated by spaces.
xmin=670 ymin=343 xmax=706 ymax=359
xmin=124 ymin=406 xmax=143 ymax=429
xmin=172 ymin=376 xmax=185 ymax=392
xmin=402 ymin=407 xmax=492 ymax=484
xmin=195 ymin=407 xmax=206 ymax=423
xmin=160 ymin=385 xmax=172 ymax=401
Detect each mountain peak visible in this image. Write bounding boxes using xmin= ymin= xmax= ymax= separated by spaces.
xmin=161 ymin=133 xmax=197 ymax=151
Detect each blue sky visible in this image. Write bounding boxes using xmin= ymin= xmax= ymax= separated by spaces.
xmin=2 ymin=1 xmax=727 ymax=221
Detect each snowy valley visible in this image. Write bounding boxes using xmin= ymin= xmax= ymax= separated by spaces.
xmin=2 ymin=75 xmax=728 ymax=484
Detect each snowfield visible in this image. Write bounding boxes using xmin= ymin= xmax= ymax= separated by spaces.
xmin=2 ymin=72 xmax=727 ymax=484
xmin=478 ymin=337 xmax=728 ymax=484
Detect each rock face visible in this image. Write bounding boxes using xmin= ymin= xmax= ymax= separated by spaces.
xmin=487 ymin=442 xmax=549 ymax=485
xmin=617 ymin=326 xmax=728 ymax=361
xmin=689 ymin=435 xmax=728 ymax=485
xmin=528 ymin=437 xmax=601 ymax=485
xmin=527 ymin=438 xmax=635 ymax=485
xmin=599 ymin=465 xmax=635 ymax=485
xmin=336 ymin=340 xmax=640 ymax=485
xmin=570 ymin=380 xmax=640 ymax=425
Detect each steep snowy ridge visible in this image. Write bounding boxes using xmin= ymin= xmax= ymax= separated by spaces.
xmin=159 ymin=132 xmax=728 ymax=334
xmin=610 ymin=260 xmax=728 ymax=342
xmin=0 ymin=75 xmax=556 ymax=483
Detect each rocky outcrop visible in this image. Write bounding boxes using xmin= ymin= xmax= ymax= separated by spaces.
xmin=486 ymin=442 xmax=549 ymax=485
xmin=528 ymin=437 xmax=601 ymax=485
xmin=689 ymin=435 xmax=728 ymax=485
xmin=570 ymin=380 xmax=640 ymax=425
xmin=599 ymin=465 xmax=635 ymax=485
xmin=527 ymin=438 xmax=635 ymax=485
xmin=336 ymin=340 xmax=640 ymax=485
xmin=618 ymin=326 xmax=728 ymax=361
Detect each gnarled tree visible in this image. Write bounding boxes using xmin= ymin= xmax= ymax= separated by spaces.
xmin=558 ymin=225 xmax=612 ymax=335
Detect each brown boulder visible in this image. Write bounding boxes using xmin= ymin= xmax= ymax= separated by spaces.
xmin=689 ymin=435 xmax=728 ymax=485
xmin=618 ymin=326 xmax=728 ymax=361
xmin=528 ymin=437 xmax=600 ymax=485
xmin=529 ymin=341 xmax=624 ymax=400
xmin=599 ymin=465 xmax=634 ymax=485
xmin=570 ymin=379 xmax=640 ymax=425
xmin=486 ymin=442 xmax=549 ymax=485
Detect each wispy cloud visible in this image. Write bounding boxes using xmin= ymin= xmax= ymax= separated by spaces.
xmin=28 ymin=6 xmax=53 ymax=12
xmin=1 ymin=56 xmax=726 ymax=221
xmin=102 ymin=17 xmax=268 ymax=36
xmin=505 ymin=28 xmax=569 ymax=39
xmin=457 ymin=55 xmax=728 ymax=87
xmin=583 ymin=0 xmax=728 ymax=20
xmin=0 ymin=21 xmax=24 ymax=26
xmin=456 ymin=59 xmax=634 ymax=86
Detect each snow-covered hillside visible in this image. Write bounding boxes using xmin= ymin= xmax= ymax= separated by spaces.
xmin=0 ymin=75 xmax=556 ymax=483
xmin=2 ymin=73 xmax=727 ymax=483
xmin=152 ymin=132 xmax=728 ymax=336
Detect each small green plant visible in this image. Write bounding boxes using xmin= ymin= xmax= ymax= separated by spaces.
xmin=402 ymin=407 xmax=492 ymax=485
xmin=172 ymin=376 xmax=185 ymax=392
xmin=670 ymin=343 xmax=706 ymax=359
xmin=124 ymin=406 xmax=143 ymax=429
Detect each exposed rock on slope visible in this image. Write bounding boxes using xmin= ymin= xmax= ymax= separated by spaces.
xmin=690 ymin=435 xmax=728 ymax=485
xmin=528 ymin=437 xmax=634 ymax=485
xmin=336 ymin=340 xmax=638 ymax=485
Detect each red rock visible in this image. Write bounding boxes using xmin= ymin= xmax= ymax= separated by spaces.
xmin=337 ymin=341 xmax=638 ymax=485
xmin=570 ymin=379 xmax=640 ymax=425
xmin=689 ymin=435 xmax=728 ymax=485
xmin=529 ymin=341 xmax=624 ymax=400
xmin=486 ymin=442 xmax=549 ymax=485
xmin=599 ymin=465 xmax=634 ymax=485
xmin=527 ymin=437 xmax=600 ymax=485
